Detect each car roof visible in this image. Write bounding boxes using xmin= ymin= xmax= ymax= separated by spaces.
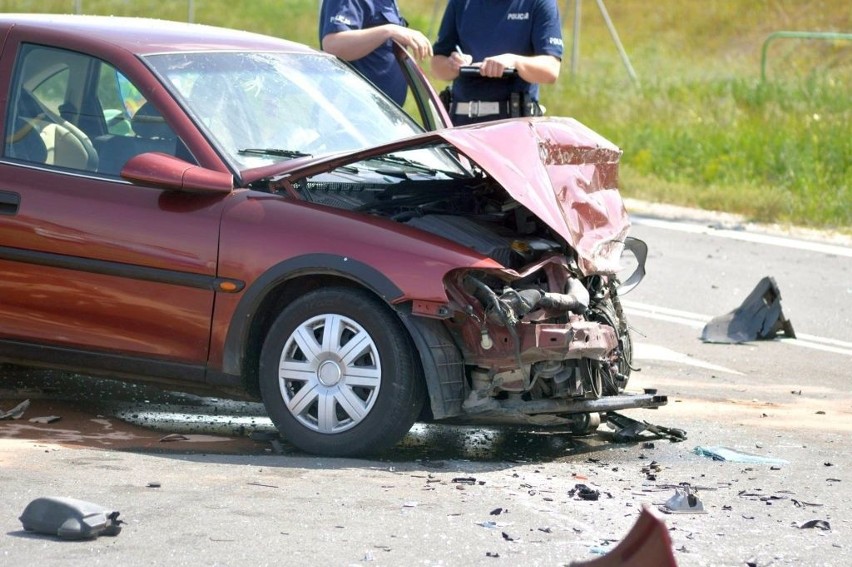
xmin=0 ymin=13 xmax=316 ymax=56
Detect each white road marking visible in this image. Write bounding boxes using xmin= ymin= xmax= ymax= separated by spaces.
xmin=624 ymin=300 xmax=852 ymax=357
xmin=633 ymin=343 xmax=744 ymax=375
xmin=630 ymin=216 xmax=852 ymax=257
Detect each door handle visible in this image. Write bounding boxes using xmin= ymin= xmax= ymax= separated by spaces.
xmin=0 ymin=191 xmax=20 ymax=215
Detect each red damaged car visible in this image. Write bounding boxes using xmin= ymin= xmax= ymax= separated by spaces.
xmin=0 ymin=14 xmax=664 ymax=456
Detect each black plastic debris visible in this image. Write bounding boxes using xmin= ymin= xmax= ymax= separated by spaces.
xmin=0 ymin=399 xmax=30 ymax=420
xmin=570 ymin=484 xmax=601 ymax=501
xmin=798 ymin=519 xmax=831 ymax=531
xmin=701 ymin=276 xmax=796 ymax=343
xmin=607 ymin=412 xmax=687 ymax=443
xmin=19 ymin=497 xmax=123 ymax=540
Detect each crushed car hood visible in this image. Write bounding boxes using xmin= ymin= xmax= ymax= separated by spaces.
xmin=440 ymin=118 xmax=629 ymax=274
xmin=265 ymin=117 xmax=630 ymax=274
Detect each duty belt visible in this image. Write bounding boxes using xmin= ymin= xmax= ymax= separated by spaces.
xmin=453 ymin=101 xmax=502 ymax=118
xmin=452 ymin=99 xmax=541 ymax=118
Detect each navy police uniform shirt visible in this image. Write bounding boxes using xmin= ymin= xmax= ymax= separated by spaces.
xmin=434 ymin=0 xmax=563 ymax=106
xmin=319 ymin=0 xmax=409 ymax=106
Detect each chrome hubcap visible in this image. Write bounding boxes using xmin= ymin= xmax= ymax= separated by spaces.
xmin=278 ymin=313 xmax=381 ymax=434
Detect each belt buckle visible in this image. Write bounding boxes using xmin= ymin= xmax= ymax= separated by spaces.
xmin=468 ymin=101 xmax=479 ymax=118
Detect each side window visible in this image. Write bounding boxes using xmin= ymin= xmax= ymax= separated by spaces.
xmin=3 ymin=43 xmax=189 ymax=177
xmin=91 ymin=65 xmax=186 ymax=176
xmin=4 ymin=44 xmax=99 ymax=172
xmin=97 ymin=64 xmax=139 ymax=135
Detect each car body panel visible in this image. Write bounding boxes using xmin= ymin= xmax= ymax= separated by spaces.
xmin=0 ymin=163 xmax=226 ymax=362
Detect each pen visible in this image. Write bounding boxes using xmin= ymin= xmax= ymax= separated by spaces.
xmin=455 ymin=44 xmax=464 ymax=56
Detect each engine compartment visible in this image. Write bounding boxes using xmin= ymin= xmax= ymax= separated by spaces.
xmin=291 ymin=166 xmax=565 ymax=271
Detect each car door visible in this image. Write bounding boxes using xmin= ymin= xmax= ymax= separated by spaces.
xmin=0 ymin=40 xmax=229 ymax=380
xmin=394 ymin=43 xmax=453 ymax=132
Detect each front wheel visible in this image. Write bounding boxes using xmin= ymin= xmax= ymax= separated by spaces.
xmin=258 ymin=287 xmax=425 ymax=457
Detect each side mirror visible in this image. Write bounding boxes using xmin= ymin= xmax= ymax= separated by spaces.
xmin=121 ymin=152 xmax=233 ymax=194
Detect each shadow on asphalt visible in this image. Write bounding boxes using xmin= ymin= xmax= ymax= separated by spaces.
xmin=0 ymin=364 xmax=630 ymax=465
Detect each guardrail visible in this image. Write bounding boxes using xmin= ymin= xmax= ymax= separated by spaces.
xmin=761 ymin=31 xmax=852 ymax=81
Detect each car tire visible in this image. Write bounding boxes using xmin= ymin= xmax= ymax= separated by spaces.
xmin=259 ymin=287 xmax=425 ymax=457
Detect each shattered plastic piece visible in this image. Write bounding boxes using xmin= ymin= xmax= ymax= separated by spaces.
xmin=570 ymin=484 xmax=601 ymax=501
xmin=693 ymin=446 xmax=789 ymax=465
xmin=29 ymin=415 xmax=61 ymax=424
xmin=798 ymin=519 xmax=831 ymax=530
xmin=569 ymin=507 xmax=678 ymax=566
xmin=0 ymin=399 xmax=30 ymax=420
xmin=159 ymin=433 xmax=189 ymax=442
xmin=607 ymin=412 xmax=687 ymax=443
xmin=701 ymin=276 xmax=795 ymax=343
xmin=19 ymin=497 xmax=123 ymax=540
xmin=660 ymin=486 xmax=706 ymax=514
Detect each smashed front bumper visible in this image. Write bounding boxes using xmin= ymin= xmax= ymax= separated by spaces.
xmin=459 ymin=390 xmax=668 ymax=426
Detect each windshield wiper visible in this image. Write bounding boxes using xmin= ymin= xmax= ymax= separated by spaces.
xmin=365 ymin=154 xmax=437 ymax=176
xmin=238 ymin=148 xmax=312 ymax=159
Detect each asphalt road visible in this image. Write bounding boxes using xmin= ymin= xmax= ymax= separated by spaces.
xmin=1 ymin=202 xmax=850 ymax=566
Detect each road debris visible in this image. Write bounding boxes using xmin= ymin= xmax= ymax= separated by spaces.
xmin=569 ymin=484 xmax=601 ymax=501
xmin=701 ymin=276 xmax=795 ymax=343
xmin=607 ymin=412 xmax=687 ymax=443
xmin=797 ymin=519 xmax=831 ymax=531
xmin=159 ymin=433 xmax=189 ymax=442
xmin=693 ymin=446 xmax=788 ymax=465
xmin=660 ymin=485 xmax=706 ymax=514
xmin=29 ymin=415 xmax=61 ymax=424
xmin=19 ymin=496 xmax=123 ymax=540
xmin=0 ymin=399 xmax=30 ymax=420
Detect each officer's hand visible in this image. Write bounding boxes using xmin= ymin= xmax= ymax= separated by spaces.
xmin=448 ymin=51 xmax=473 ymax=71
xmin=390 ymin=26 xmax=433 ymax=60
xmin=479 ymin=54 xmax=518 ymax=78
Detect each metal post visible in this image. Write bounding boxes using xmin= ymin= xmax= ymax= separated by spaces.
xmin=594 ymin=0 xmax=639 ymax=86
xmin=427 ymin=0 xmax=445 ymax=38
xmin=571 ymin=0 xmax=581 ymax=76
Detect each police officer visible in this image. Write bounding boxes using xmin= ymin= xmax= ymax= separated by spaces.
xmin=431 ymin=0 xmax=563 ymax=125
xmin=319 ymin=0 xmax=432 ymax=106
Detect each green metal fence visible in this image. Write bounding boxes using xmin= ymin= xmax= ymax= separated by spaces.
xmin=761 ymin=30 xmax=852 ymax=81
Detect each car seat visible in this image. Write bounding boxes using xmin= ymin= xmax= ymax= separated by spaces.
xmin=6 ymin=90 xmax=98 ymax=171
xmin=94 ymin=102 xmax=178 ymax=176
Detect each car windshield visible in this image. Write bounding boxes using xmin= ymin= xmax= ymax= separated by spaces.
xmin=144 ymin=51 xmax=430 ymax=170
